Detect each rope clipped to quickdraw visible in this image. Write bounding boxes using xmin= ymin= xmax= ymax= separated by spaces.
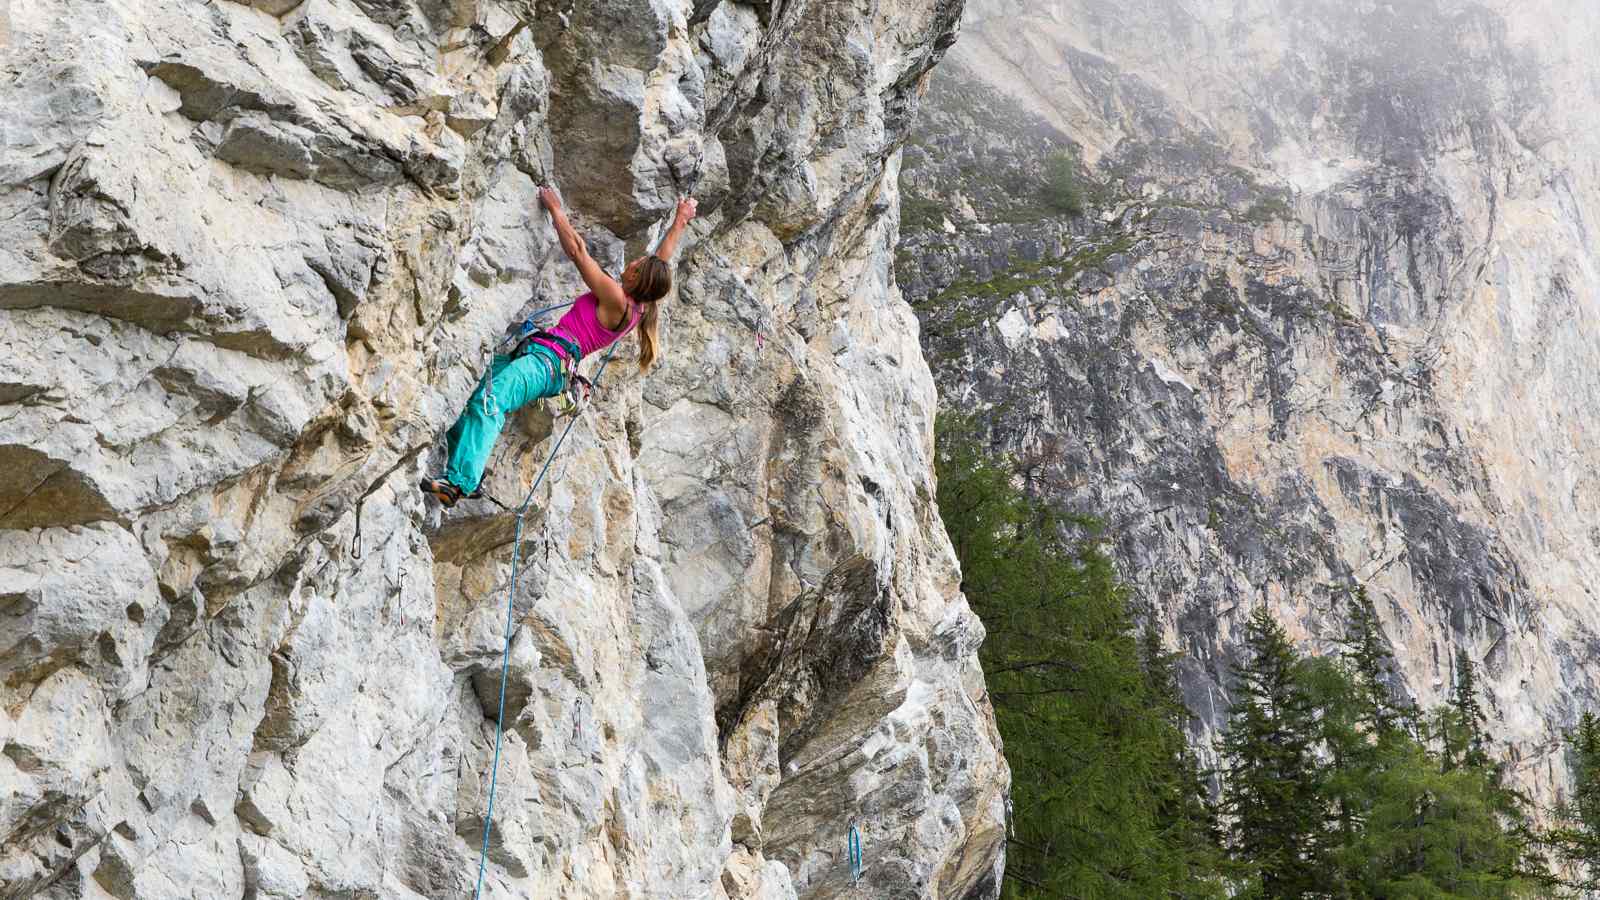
xmin=472 ymin=333 xmax=625 ymax=900
xmin=848 ymin=822 xmax=863 ymax=887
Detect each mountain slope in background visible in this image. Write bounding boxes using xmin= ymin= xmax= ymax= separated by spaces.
xmin=899 ymin=0 xmax=1600 ymax=800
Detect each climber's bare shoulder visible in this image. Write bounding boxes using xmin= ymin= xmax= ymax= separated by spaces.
xmin=585 ymin=268 xmax=630 ymax=327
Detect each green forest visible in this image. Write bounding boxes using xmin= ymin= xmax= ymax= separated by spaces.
xmin=934 ymin=416 xmax=1600 ymax=899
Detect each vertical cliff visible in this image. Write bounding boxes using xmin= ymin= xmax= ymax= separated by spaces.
xmin=0 ymin=0 xmax=1009 ymax=897
xmin=898 ymin=0 xmax=1600 ymax=799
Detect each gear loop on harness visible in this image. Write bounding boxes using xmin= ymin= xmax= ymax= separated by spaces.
xmin=553 ymin=372 xmax=592 ymax=417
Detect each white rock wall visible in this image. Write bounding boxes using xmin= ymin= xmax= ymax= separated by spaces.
xmin=0 ymin=0 xmax=1008 ymax=897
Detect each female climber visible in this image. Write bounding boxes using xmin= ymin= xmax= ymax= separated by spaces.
xmin=419 ymin=187 xmax=697 ymax=508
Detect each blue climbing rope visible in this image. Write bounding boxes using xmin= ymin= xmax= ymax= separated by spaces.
xmin=471 ymin=332 xmax=624 ymax=900
xmin=848 ymin=823 xmax=863 ymax=886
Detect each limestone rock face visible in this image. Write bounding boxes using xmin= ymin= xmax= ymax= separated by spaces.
xmin=0 ymin=0 xmax=1007 ymax=897
xmin=898 ymin=0 xmax=1600 ymax=799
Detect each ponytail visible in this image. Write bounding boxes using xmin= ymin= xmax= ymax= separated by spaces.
xmin=637 ymin=300 xmax=660 ymax=372
xmin=621 ymin=255 xmax=672 ymax=373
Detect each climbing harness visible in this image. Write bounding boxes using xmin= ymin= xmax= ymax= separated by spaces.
xmin=471 ymin=332 xmax=626 ymax=900
xmin=480 ymin=300 xmax=577 ymax=418
xmin=512 ymin=328 xmax=581 ymax=366
xmin=848 ymin=822 xmax=863 ymax=887
xmin=511 ymin=329 xmax=593 ymax=416
xmin=508 ymin=329 xmax=594 ymax=419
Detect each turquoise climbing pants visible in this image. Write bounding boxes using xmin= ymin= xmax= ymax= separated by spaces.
xmin=444 ymin=345 xmax=566 ymax=494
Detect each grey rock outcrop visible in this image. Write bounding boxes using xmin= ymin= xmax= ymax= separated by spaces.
xmin=0 ymin=0 xmax=1007 ymax=897
xmin=898 ymin=0 xmax=1600 ymax=800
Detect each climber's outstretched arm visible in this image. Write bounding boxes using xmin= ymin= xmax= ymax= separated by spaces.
xmin=653 ymin=197 xmax=698 ymax=262
xmin=539 ymin=187 xmax=627 ymax=307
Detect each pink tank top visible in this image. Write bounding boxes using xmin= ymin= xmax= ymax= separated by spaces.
xmin=536 ymin=291 xmax=639 ymax=361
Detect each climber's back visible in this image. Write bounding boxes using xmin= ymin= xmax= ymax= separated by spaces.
xmin=538 ymin=290 xmax=639 ymax=359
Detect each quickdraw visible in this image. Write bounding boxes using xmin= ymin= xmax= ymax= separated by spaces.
xmin=553 ymin=372 xmax=592 ymax=416
xmin=848 ymin=823 xmax=863 ymax=887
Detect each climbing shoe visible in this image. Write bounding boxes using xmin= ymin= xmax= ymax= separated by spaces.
xmin=419 ymin=477 xmax=465 ymax=508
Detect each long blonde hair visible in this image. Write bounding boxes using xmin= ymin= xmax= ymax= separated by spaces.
xmin=622 ymin=256 xmax=671 ymax=372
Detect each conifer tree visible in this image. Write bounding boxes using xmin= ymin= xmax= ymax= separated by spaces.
xmin=1442 ymin=649 xmax=1492 ymax=773
xmin=1140 ymin=618 xmax=1227 ymax=878
xmin=1339 ymin=588 xmax=1408 ymax=738
xmin=1317 ymin=588 xmax=1415 ymax=894
xmin=935 ymin=415 xmax=1226 ymax=899
xmin=1545 ymin=712 xmax=1600 ymax=892
xmin=935 ymin=411 xmax=1554 ymax=897
xmin=1342 ymin=739 xmax=1538 ymax=897
xmin=1570 ymin=713 xmax=1600 ymax=834
xmin=1307 ymin=639 xmax=1541 ymax=897
xmin=1217 ymin=607 xmax=1328 ymax=897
